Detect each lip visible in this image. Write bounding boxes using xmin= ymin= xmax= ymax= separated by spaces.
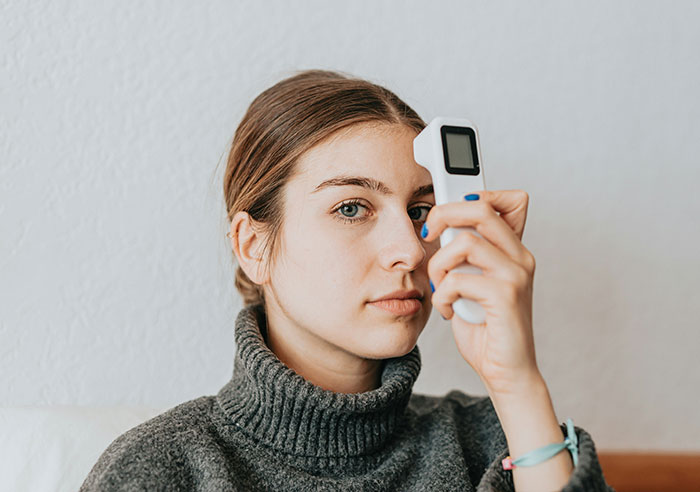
xmin=367 ymin=288 xmax=424 ymax=317
xmin=368 ymin=298 xmax=422 ymax=316
xmin=371 ymin=289 xmax=423 ymax=302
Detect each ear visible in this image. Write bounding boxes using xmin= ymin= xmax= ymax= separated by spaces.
xmin=229 ymin=211 xmax=270 ymax=285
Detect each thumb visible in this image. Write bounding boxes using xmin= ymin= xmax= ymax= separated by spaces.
xmin=477 ymin=189 xmax=530 ymax=240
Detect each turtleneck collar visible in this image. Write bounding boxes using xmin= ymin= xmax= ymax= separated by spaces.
xmin=215 ymin=302 xmax=422 ymax=468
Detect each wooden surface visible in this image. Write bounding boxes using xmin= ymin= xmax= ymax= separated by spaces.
xmin=598 ymin=452 xmax=700 ymax=492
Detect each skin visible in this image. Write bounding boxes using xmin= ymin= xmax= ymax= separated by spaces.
xmin=421 ymin=185 xmax=575 ymax=491
xmin=229 ymin=121 xmax=574 ymax=490
xmin=230 ymin=122 xmax=439 ymax=394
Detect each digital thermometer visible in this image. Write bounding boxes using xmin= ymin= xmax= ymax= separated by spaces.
xmin=413 ymin=117 xmax=487 ymax=325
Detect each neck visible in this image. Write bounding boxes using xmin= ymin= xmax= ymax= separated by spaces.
xmin=216 ymin=302 xmax=422 ymax=471
xmin=264 ymin=304 xmax=385 ymax=393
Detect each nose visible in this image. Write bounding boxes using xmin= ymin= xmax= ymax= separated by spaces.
xmin=375 ymin=212 xmax=428 ymax=272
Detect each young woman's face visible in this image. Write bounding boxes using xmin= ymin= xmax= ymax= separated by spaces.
xmin=265 ymin=122 xmax=439 ymax=360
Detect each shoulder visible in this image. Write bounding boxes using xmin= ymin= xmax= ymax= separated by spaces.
xmin=79 ymin=396 xmax=218 ymax=491
xmin=408 ymin=389 xmax=507 ymax=452
xmin=409 ymin=389 xmax=498 ymax=422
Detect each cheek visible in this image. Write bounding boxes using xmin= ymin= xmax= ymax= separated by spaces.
xmin=287 ymin=226 xmax=359 ymax=276
xmin=426 ymin=240 xmax=440 ymax=255
xmin=424 ymin=244 xmax=440 ymax=265
xmin=292 ymin=231 xmax=369 ymax=296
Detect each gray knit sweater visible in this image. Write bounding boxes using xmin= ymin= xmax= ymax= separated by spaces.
xmin=80 ymin=303 xmax=614 ymax=491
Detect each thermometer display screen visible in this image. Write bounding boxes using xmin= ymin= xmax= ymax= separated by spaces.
xmin=440 ymin=126 xmax=480 ymax=175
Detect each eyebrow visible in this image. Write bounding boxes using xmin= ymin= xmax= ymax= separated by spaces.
xmin=311 ymin=175 xmax=434 ymax=199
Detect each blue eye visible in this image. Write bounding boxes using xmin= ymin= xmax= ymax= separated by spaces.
xmin=333 ymin=200 xmax=367 ymax=223
xmin=332 ymin=200 xmax=432 ymax=225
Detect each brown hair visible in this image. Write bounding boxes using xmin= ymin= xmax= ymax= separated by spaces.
xmin=223 ymin=69 xmax=426 ymax=307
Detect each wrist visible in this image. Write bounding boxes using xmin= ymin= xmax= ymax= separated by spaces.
xmin=485 ymin=368 xmax=546 ymax=403
xmin=487 ymin=374 xmax=560 ymax=449
xmin=486 ymin=372 xmax=575 ymax=490
xmin=489 ymin=374 xmax=553 ymax=433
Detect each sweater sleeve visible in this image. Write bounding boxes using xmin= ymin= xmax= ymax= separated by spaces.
xmin=476 ymin=422 xmax=616 ymax=492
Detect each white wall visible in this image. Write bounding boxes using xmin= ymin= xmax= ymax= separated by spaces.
xmin=2 ymin=0 xmax=698 ymax=452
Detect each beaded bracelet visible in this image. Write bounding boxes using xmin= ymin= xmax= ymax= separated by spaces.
xmin=501 ymin=418 xmax=579 ymax=470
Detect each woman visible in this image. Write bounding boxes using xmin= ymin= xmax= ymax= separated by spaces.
xmin=80 ymin=70 xmax=613 ymax=491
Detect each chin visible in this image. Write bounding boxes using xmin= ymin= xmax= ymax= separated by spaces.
xmin=358 ymin=332 xmax=419 ymax=360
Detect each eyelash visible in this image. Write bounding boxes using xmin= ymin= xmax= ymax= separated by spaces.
xmin=332 ymin=199 xmax=433 ymax=225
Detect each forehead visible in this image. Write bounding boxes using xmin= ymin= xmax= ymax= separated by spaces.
xmin=293 ymin=123 xmax=424 ymax=184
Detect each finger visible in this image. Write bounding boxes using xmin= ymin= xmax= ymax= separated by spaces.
xmin=478 ymin=189 xmax=530 ymax=240
xmin=428 ymin=229 xmax=527 ymax=287
xmin=422 ymin=196 xmax=530 ymax=267
xmin=431 ymin=270 xmax=503 ymax=321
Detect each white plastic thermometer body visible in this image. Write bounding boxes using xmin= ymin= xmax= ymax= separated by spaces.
xmin=413 ymin=117 xmax=487 ymax=324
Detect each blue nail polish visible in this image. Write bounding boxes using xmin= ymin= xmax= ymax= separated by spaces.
xmin=421 ymin=223 xmax=428 ymax=238
xmin=464 ymin=194 xmax=480 ymax=201
xmin=429 ymin=280 xmax=434 ymax=293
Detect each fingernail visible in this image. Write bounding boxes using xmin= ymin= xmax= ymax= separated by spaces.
xmin=421 ymin=223 xmax=428 ymax=238
xmin=429 ymin=279 xmax=434 ymax=293
xmin=441 ymin=314 xmax=447 ymax=320
xmin=464 ymin=194 xmax=480 ymax=201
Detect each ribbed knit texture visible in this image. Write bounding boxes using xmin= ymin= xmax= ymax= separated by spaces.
xmin=216 ymin=302 xmax=421 ymax=473
xmin=79 ymin=303 xmax=615 ymax=491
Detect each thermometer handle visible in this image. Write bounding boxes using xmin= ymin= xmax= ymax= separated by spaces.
xmin=439 ymin=226 xmax=487 ymax=324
